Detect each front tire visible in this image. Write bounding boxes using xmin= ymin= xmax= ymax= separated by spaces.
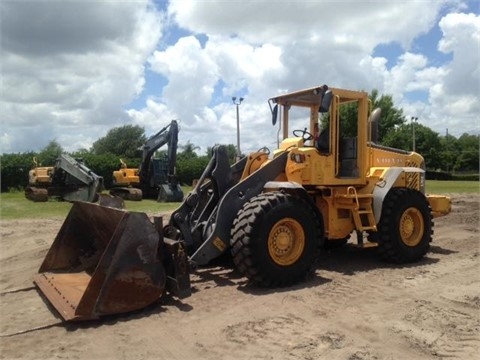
xmin=230 ymin=192 xmax=322 ymax=287
xmin=377 ymin=188 xmax=433 ymax=263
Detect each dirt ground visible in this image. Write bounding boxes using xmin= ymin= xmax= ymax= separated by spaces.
xmin=0 ymin=194 xmax=479 ymax=360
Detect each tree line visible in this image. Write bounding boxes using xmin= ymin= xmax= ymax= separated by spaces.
xmin=1 ymin=90 xmax=478 ymax=192
xmin=0 ymin=127 xmax=238 ymax=192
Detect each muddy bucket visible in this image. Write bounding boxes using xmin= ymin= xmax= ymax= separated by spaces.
xmin=33 ymin=202 xmax=166 ymax=321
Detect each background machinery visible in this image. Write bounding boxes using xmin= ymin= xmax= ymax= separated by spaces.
xmin=25 ymin=157 xmax=54 ymax=202
xmin=34 ymin=85 xmax=451 ymax=321
xmin=25 ymin=154 xmax=103 ymax=203
xmin=110 ymin=120 xmax=183 ymax=202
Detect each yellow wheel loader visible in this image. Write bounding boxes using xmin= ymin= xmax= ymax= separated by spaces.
xmin=33 ymin=85 xmax=451 ymax=323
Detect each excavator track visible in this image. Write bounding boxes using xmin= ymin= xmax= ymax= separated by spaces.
xmin=0 ymin=286 xmax=64 ymax=337
xmin=24 ymin=186 xmax=48 ymax=202
xmin=109 ymin=187 xmax=143 ymax=201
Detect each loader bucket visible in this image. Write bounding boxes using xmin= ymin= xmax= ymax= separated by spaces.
xmin=33 ymin=202 xmax=166 ymax=321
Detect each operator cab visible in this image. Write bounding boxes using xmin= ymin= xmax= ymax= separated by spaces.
xmin=269 ymin=85 xmax=368 ymax=184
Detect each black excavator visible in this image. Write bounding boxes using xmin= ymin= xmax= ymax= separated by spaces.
xmin=109 ymin=120 xmax=183 ymax=202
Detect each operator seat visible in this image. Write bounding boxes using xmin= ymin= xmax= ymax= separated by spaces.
xmin=316 ymin=125 xmax=330 ymax=153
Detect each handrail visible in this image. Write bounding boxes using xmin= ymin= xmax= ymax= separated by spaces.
xmin=347 ymin=186 xmax=359 ymax=210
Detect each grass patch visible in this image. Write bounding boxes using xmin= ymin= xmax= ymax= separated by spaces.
xmin=0 ymin=192 xmax=73 ymax=220
xmin=0 ymin=190 xmax=186 ymax=220
xmin=122 ymin=199 xmax=179 ymax=215
xmin=1 ymin=182 xmax=477 ymax=220
xmin=426 ymin=180 xmax=479 ymax=194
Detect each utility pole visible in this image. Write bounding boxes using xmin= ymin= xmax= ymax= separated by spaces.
xmin=232 ymin=96 xmax=244 ymax=161
xmin=411 ymin=116 xmax=418 ymax=152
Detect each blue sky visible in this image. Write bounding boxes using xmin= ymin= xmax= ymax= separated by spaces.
xmin=1 ymin=0 xmax=479 ymax=155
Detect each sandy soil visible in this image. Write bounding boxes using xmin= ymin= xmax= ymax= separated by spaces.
xmin=0 ymin=194 xmax=479 ymax=360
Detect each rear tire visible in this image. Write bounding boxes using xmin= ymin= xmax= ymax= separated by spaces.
xmin=230 ymin=192 xmax=322 ymax=287
xmin=377 ymin=188 xmax=432 ymax=263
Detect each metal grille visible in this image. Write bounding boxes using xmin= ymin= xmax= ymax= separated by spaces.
xmin=406 ymin=160 xmax=420 ymax=189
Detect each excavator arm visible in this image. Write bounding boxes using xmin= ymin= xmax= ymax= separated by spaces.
xmin=49 ymin=154 xmax=103 ymax=202
xmin=110 ymin=120 xmax=182 ymax=202
xmin=138 ymin=120 xmax=178 ymax=183
xmin=138 ymin=120 xmax=183 ymax=202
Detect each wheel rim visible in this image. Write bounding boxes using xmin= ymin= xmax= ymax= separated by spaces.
xmin=399 ymin=207 xmax=424 ymax=247
xmin=268 ymin=218 xmax=305 ymax=266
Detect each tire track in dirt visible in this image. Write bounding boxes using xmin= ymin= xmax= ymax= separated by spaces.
xmin=220 ymin=313 xmax=363 ymax=360
xmin=0 ymin=195 xmax=478 ymax=360
xmin=386 ymin=246 xmax=480 ymax=358
xmin=391 ymin=297 xmax=480 ymax=359
xmin=0 ymin=245 xmax=49 ymax=292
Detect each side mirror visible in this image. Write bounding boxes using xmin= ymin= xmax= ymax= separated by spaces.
xmin=272 ymin=104 xmax=278 ymax=126
xmin=319 ymin=90 xmax=333 ymax=113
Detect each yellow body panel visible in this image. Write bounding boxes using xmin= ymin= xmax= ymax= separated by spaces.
xmin=112 ymin=168 xmax=140 ymax=187
xmin=112 ymin=160 xmax=140 ymax=187
xmin=29 ymin=167 xmax=53 ymax=185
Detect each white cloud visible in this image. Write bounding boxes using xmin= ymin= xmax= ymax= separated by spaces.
xmin=168 ymin=0 xmax=449 ymax=49
xmin=141 ymin=34 xmax=286 ymax=154
xmin=149 ymin=36 xmax=219 ymax=117
xmin=1 ymin=0 xmax=477 ymax=157
xmin=428 ymin=11 xmax=480 ymax=135
xmin=134 ymin=0 xmax=475 ymax=154
xmin=438 ymin=12 xmax=480 ymax=95
xmin=1 ymin=0 xmax=162 ymax=153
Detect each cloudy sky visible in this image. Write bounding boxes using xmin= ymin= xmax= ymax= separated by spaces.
xmin=1 ymin=0 xmax=479 ymax=155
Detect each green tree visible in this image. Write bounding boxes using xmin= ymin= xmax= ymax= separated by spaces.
xmin=454 ymin=133 xmax=479 ymax=172
xmin=382 ymin=124 xmax=411 ymax=150
xmin=176 ymin=156 xmax=210 ymax=186
xmin=413 ymin=125 xmax=443 ymax=170
xmin=38 ymin=140 xmax=63 ymax=165
xmin=0 ymin=152 xmax=36 ymax=191
xmin=178 ymin=141 xmax=200 ymax=161
xmin=206 ymin=144 xmax=238 ymax=163
xmin=383 ymin=123 xmax=443 ymax=170
xmin=321 ymin=89 xmax=405 ymax=141
xmin=439 ymin=133 xmax=460 ymax=172
xmin=369 ymin=89 xmax=405 ymax=141
xmin=92 ymin=125 xmax=146 ymax=158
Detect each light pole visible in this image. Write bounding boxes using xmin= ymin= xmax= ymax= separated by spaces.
xmin=232 ymin=96 xmax=244 ymax=161
xmin=411 ymin=116 xmax=418 ymax=152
